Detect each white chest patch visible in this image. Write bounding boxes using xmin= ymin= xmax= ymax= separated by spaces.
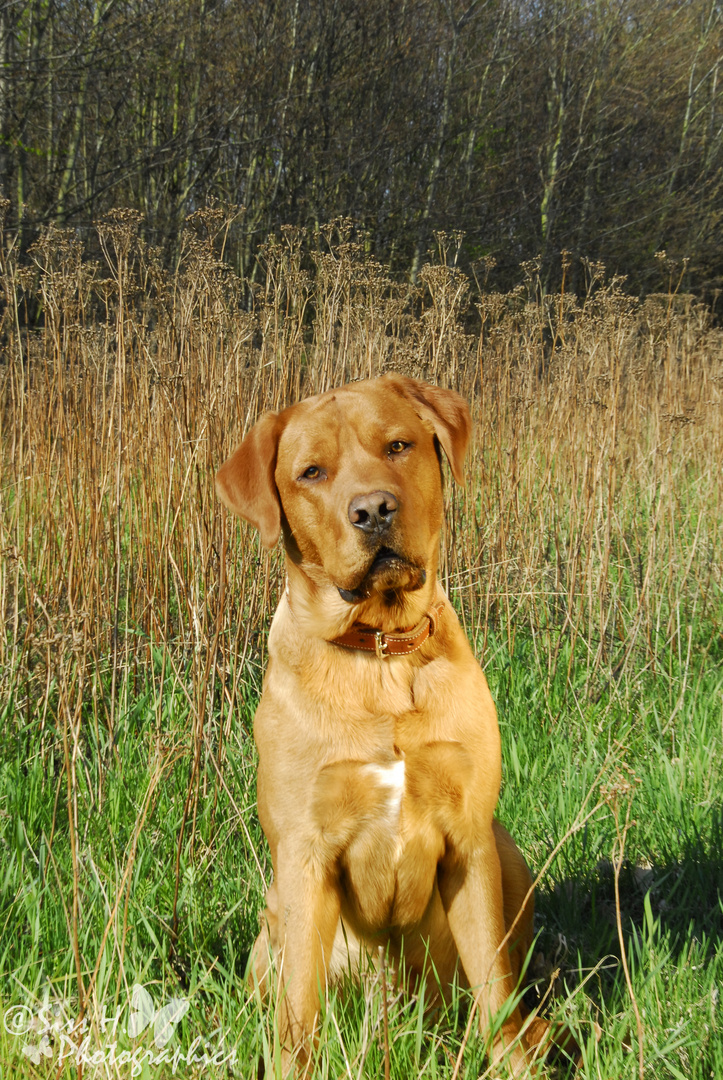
xmin=363 ymin=758 xmax=405 ymax=822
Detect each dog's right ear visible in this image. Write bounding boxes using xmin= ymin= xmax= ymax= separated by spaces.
xmin=215 ymin=412 xmax=282 ymax=549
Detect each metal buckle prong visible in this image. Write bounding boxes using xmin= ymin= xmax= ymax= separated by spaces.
xmin=375 ymin=631 xmax=388 ymax=660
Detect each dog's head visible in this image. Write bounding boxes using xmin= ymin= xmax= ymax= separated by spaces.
xmin=216 ymin=374 xmax=470 ymax=622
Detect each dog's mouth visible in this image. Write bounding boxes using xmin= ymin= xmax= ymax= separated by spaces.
xmin=368 ymin=545 xmax=402 ymax=572
xmin=337 ymin=546 xmax=427 ymax=604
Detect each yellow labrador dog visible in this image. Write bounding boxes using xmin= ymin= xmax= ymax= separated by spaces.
xmin=217 ymin=374 xmax=550 ymax=1074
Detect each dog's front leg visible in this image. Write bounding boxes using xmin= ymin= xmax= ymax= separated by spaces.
xmin=439 ymin=832 xmax=531 ymax=1076
xmin=275 ymin=845 xmax=341 ymax=1074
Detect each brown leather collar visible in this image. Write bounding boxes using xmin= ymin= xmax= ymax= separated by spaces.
xmin=330 ymin=602 xmax=445 ymax=659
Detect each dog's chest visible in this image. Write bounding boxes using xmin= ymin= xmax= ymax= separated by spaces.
xmin=312 ymin=742 xmax=474 ymax=931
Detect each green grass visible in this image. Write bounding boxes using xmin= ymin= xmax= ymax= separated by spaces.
xmin=0 ymin=628 xmax=720 ymax=1078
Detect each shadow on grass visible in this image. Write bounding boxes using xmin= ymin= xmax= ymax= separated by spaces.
xmin=533 ymin=799 xmax=723 ymax=991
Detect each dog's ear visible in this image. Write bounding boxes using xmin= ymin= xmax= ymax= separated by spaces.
xmin=215 ymin=412 xmax=282 ymax=548
xmin=386 ymin=375 xmax=471 ymax=483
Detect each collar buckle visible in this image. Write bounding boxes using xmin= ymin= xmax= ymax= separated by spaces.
xmin=374 ymin=630 xmax=388 ymax=660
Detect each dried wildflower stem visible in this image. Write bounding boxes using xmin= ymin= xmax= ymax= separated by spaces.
xmin=60 ymin=665 xmax=85 ymax=1020
xmin=379 ymin=946 xmax=391 ymax=1080
xmin=612 ymin=796 xmax=645 ymax=1080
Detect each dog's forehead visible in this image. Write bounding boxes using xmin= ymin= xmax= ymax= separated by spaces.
xmin=277 ymin=383 xmax=427 ymax=461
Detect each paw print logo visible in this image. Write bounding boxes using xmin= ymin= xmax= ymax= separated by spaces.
xmin=127 ymin=985 xmax=189 ymax=1048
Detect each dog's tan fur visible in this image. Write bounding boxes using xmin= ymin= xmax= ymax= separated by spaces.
xmin=216 ymin=374 xmax=548 ymax=1074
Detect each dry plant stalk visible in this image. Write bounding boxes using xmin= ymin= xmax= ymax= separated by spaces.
xmin=608 ymin=780 xmax=646 ymax=1080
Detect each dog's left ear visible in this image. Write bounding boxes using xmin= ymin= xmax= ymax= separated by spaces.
xmin=215 ymin=411 xmax=283 ymax=548
xmin=385 ymin=375 xmax=471 ymax=483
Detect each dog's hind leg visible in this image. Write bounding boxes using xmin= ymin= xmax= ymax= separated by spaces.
xmin=494 ymin=822 xmax=580 ymax=1066
xmin=494 ymin=820 xmax=535 ymax=985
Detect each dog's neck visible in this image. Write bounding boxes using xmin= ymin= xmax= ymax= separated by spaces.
xmin=284 ymin=561 xmax=440 ymax=641
xmin=327 ymin=601 xmax=445 ymax=658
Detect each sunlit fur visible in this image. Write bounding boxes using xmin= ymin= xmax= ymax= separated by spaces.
xmin=217 ymin=375 xmax=551 ymax=1075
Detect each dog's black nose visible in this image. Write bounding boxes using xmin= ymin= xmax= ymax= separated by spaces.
xmin=348 ymin=491 xmax=398 ymax=534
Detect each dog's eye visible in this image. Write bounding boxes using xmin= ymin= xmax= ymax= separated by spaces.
xmin=301 ymin=465 xmax=322 ymax=480
xmin=388 ymin=440 xmax=409 ymax=455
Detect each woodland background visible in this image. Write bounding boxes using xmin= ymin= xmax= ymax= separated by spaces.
xmin=2 ymin=0 xmax=723 ymax=300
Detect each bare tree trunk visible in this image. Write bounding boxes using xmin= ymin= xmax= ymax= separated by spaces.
xmin=410 ymin=13 xmax=458 ymax=282
xmin=56 ymin=0 xmax=115 ymax=219
xmin=539 ymin=9 xmax=570 ymax=272
xmin=656 ymin=0 xmax=722 ymax=249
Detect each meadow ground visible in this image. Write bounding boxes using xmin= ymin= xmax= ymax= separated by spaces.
xmin=0 ymin=214 xmax=721 ymax=1077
